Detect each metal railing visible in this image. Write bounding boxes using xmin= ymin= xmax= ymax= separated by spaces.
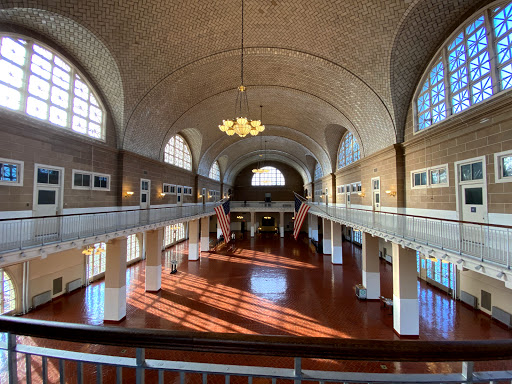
xmin=0 ymin=204 xmax=218 ymax=254
xmin=308 ymin=203 xmax=512 ymax=268
xmin=1 ymin=317 xmax=512 ymax=383
xmin=231 ymin=201 xmax=294 ymax=210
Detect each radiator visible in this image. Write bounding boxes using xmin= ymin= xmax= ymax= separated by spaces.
xmin=460 ymin=290 xmax=478 ymax=309
xmin=66 ymin=278 xmax=82 ymax=293
xmin=492 ymin=306 xmax=512 ymax=328
xmin=32 ymin=290 xmax=51 ymax=308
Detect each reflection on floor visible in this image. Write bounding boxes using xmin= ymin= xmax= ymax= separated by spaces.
xmin=10 ymin=233 xmax=512 ymax=382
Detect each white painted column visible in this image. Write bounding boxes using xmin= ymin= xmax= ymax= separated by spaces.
xmin=250 ymin=212 xmax=255 ymax=237
xmin=308 ymin=214 xmax=312 ymax=238
xmin=392 ymin=243 xmax=419 ymax=338
xmin=322 ymin=218 xmax=332 ymax=254
xmin=104 ymin=237 xmax=127 ymax=322
xmin=279 ymin=211 xmax=285 ymax=238
xmin=311 ymin=214 xmax=318 ymax=242
xmin=189 ymin=219 xmax=200 ymax=261
xmin=200 ymin=216 xmax=210 ymax=252
xmin=331 ymin=221 xmax=343 ymax=264
xmin=362 ymin=232 xmax=380 ymax=299
xmin=216 ymin=215 xmax=223 ymax=239
xmin=145 ymin=228 xmax=163 ymax=292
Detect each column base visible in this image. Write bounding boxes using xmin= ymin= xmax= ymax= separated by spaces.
xmin=331 ymin=245 xmax=342 ymax=264
xmin=145 ymin=265 xmax=162 ymax=292
xmin=393 ymin=329 xmax=420 ymax=339
xmin=392 ymin=294 xmax=419 ymax=337
xmin=362 ymin=271 xmax=380 ymax=300
xmin=189 ymin=243 xmax=199 ymax=261
xmin=200 ymin=236 xmax=210 ymax=252
xmin=104 ymin=286 xmax=126 ymax=322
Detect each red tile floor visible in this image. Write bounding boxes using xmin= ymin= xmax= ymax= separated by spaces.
xmin=4 ymin=233 xmax=512 ymax=383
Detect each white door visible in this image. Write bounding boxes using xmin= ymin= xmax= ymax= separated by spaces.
xmin=202 ymin=188 xmax=206 ymax=205
xmin=371 ymin=177 xmax=381 ymax=211
xmin=33 ymin=165 xmax=64 ymax=239
xmin=140 ymin=179 xmax=150 ymax=209
xmin=345 ymin=185 xmax=351 ymax=208
xmin=325 ymin=188 xmax=329 ymax=206
xmin=177 ymin=185 xmax=183 ymax=206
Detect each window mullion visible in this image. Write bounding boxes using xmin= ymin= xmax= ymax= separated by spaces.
xmin=19 ymin=42 xmax=33 ymax=115
xmin=487 ymin=7 xmax=502 ymax=93
xmin=443 ymin=46 xmax=453 ymax=115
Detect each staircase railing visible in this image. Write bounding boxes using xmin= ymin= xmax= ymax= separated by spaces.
xmin=1 ymin=317 xmax=512 ymax=383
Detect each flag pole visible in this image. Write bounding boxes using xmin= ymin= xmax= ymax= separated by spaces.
xmin=293 ymin=191 xmax=307 ymax=202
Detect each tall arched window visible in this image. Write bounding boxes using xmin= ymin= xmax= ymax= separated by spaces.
xmin=127 ymin=234 xmax=140 ymax=262
xmin=87 ymin=242 xmax=106 ymax=279
xmin=209 ymin=161 xmax=220 ymax=181
xmin=1 ymin=268 xmax=16 ymax=314
xmin=164 ymin=135 xmax=192 ymax=171
xmin=251 ymin=166 xmax=285 ymax=186
xmin=337 ymin=132 xmax=360 ymax=169
xmin=314 ymin=163 xmax=322 ymax=180
xmin=415 ymin=1 xmax=512 ymax=131
xmin=0 ymin=35 xmax=106 ymax=140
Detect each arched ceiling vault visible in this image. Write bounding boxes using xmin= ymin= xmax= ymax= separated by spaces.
xmin=225 ymin=151 xmax=311 ymax=186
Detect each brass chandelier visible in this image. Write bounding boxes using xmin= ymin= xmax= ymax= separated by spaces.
xmin=252 ymin=135 xmax=270 ymax=173
xmin=218 ymin=0 xmax=264 ymax=138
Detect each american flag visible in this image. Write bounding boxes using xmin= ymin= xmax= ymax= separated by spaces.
xmin=293 ymin=194 xmax=310 ymax=240
xmin=214 ymin=199 xmax=231 ymax=243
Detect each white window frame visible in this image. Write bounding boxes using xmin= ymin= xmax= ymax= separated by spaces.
xmin=494 ymin=150 xmax=512 ymax=183
xmin=337 ymin=185 xmax=343 ymax=194
xmin=411 ymin=164 xmax=449 ymax=189
xmin=351 ymin=182 xmax=361 ymax=194
xmin=184 ymin=186 xmax=193 ymax=196
xmin=0 ymin=157 xmax=24 ymax=186
xmin=72 ymin=169 xmax=110 ymax=191
xmin=162 ymin=183 xmax=176 ymax=194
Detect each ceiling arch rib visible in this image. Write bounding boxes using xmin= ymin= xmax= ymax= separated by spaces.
xmin=123 ymin=48 xmax=394 ymax=161
xmin=225 ymin=151 xmax=312 ymax=186
xmin=198 ymin=131 xmax=327 ymax=180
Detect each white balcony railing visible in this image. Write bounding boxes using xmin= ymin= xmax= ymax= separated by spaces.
xmin=308 ymin=203 xmax=512 ymax=268
xmin=231 ymin=201 xmax=294 ymax=210
xmin=0 ymin=204 xmax=217 ymax=254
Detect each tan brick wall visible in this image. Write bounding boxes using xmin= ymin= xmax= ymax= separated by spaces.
xmin=403 ymin=93 xmax=512 ymax=215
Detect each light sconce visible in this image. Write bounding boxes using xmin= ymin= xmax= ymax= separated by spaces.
xmin=237 ymin=215 xmax=243 ymax=219
xmin=160 ymin=192 xmax=166 ymax=197
xmin=357 ymin=192 xmax=365 ymax=197
xmin=385 ymin=190 xmax=397 ymax=197
xmin=125 ymin=191 xmax=134 ymax=197
xmin=263 ymin=216 xmax=271 ymax=219
xmin=292 ymin=216 xmax=295 ymax=220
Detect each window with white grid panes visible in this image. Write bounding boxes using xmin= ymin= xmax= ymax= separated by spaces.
xmin=314 ymin=163 xmax=322 ymax=181
xmin=1 ymin=268 xmax=16 ymax=314
xmin=87 ymin=243 xmax=106 ymax=279
xmin=176 ymin=223 xmax=185 ymax=241
xmin=415 ymin=1 xmax=512 ymax=132
xmin=0 ymin=35 xmax=105 ymax=140
xmin=337 ymin=132 xmax=360 ymax=169
xmin=209 ymin=161 xmax=220 ymax=181
xmin=251 ymin=166 xmax=285 ymax=186
xmin=127 ymin=234 xmax=140 ymax=262
xmin=164 ymin=135 xmax=192 ymax=171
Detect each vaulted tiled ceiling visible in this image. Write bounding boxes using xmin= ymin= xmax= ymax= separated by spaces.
xmin=0 ymin=0 xmax=490 ymax=182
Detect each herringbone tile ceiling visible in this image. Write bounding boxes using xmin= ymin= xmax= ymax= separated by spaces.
xmin=0 ymin=0 xmax=490 ymax=178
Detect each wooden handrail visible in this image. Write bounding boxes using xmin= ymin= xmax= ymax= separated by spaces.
xmin=1 ymin=317 xmax=512 ymax=362
xmin=308 ymin=203 xmax=512 ymax=229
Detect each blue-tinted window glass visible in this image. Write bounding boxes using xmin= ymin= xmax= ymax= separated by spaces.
xmin=472 ymin=76 xmax=493 ymax=104
xmin=497 ymin=34 xmax=512 ymax=63
xmin=467 ymin=26 xmax=487 ymax=58
xmin=469 ymin=51 xmax=491 ymax=81
xmin=494 ymin=3 xmax=512 ymax=38
xmin=453 ymin=90 xmax=470 ymax=113
xmin=0 ymin=164 xmax=17 ymax=182
xmin=451 ymin=67 xmax=468 ymax=93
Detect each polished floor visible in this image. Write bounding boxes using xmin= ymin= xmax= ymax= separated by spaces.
xmin=5 ymin=233 xmax=512 ymax=382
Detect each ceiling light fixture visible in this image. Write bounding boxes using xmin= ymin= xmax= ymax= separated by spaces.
xmin=218 ymin=0 xmax=264 ymax=138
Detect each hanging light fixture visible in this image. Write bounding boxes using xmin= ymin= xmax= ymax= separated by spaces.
xmin=218 ymin=0 xmax=264 ymax=138
xmin=252 ymin=137 xmax=270 ymax=174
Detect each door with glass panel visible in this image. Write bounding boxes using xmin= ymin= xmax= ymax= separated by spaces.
xmin=457 ymin=158 xmax=487 ymax=250
xmin=177 ymin=186 xmax=183 ymax=207
xmin=140 ymin=179 xmax=150 ymax=224
xmin=33 ymin=165 xmax=63 ymax=241
xmin=371 ymin=177 xmax=381 ymax=211
xmin=345 ymin=185 xmax=351 ymax=208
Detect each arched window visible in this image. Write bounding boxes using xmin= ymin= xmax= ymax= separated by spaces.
xmin=337 ymin=132 xmax=360 ymax=169
xmin=1 ymin=268 xmax=16 ymax=314
xmin=415 ymin=1 xmax=512 ymax=131
xmin=164 ymin=135 xmax=192 ymax=171
xmin=209 ymin=161 xmax=220 ymax=181
xmin=314 ymin=163 xmax=322 ymax=180
xmin=87 ymin=242 xmax=106 ymax=279
xmin=251 ymin=166 xmax=285 ymax=186
xmin=0 ymin=35 xmax=106 ymax=140
xmin=127 ymin=234 xmax=140 ymax=262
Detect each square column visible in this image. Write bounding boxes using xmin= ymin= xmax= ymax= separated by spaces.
xmin=362 ymin=232 xmax=380 ymax=299
xmin=250 ymin=212 xmax=255 ymax=237
xmin=279 ymin=212 xmax=285 ymax=238
xmin=200 ymin=216 xmax=210 ymax=252
xmin=322 ymin=218 xmax=332 ymax=254
xmin=310 ymin=214 xmax=318 ymax=242
xmin=189 ymin=219 xmax=200 ymax=261
xmin=145 ymin=229 xmax=163 ymax=292
xmin=104 ymin=237 xmax=127 ymax=322
xmin=392 ymin=243 xmax=419 ymax=338
xmin=331 ymin=221 xmax=342 ymax=264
